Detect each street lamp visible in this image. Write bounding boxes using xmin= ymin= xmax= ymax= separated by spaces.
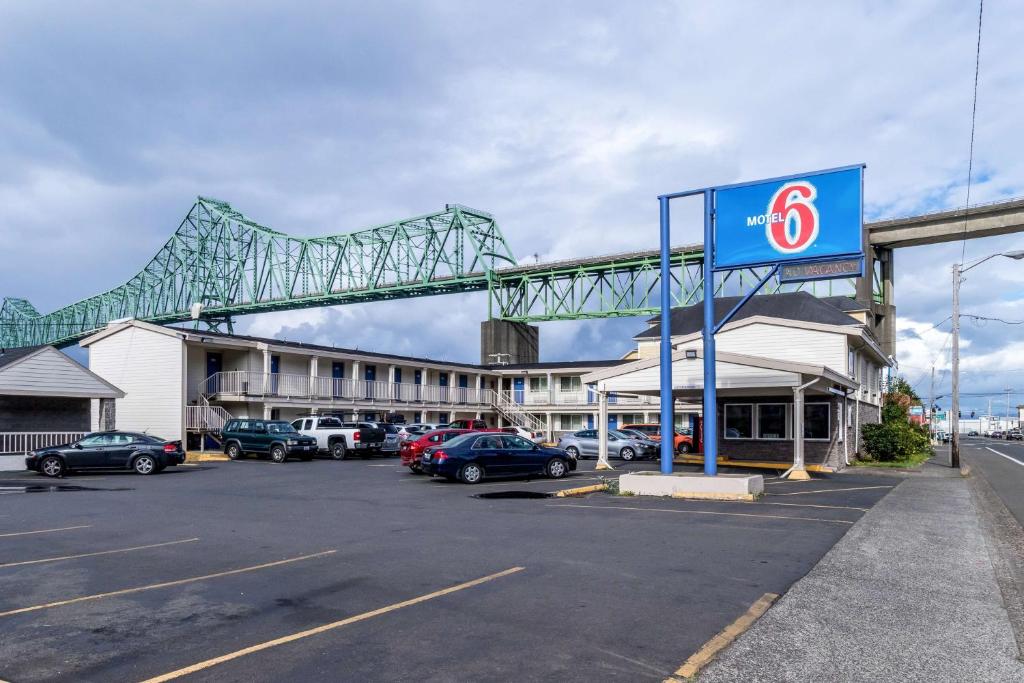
xmin=951 ymin=249 xmax=1024 ymax=468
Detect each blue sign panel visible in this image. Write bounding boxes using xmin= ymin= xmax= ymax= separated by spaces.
xmin=714 ymin=165 xmax=863 ymax=270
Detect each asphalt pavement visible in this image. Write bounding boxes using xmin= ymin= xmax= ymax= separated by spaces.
xmin=0 ymin=456 xmax=895 ymax=682
xmin=958 ymin=436 xmax=1024 ymax=526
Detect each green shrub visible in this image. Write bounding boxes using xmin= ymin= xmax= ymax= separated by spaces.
xmin=861 ymin=420 xmax=931 ymax=462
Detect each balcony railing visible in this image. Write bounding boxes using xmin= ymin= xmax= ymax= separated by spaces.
xmin=1 ymin=432 xmax=86 ymax=455
xmin=200 ymin=371 xmax=491 ymax=405
xmin=514 ymin=390 xmax=658 ymax=406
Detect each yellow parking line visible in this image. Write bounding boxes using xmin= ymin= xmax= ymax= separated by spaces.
xmin=138 ymin=566 xmax=525 ymax=682
xmin=0 ymin=550 xmax=336 ymax=618
xmin=769 ymin=485 xmax=895 ymax=497
xmin=547 ymin=503 xmax=855 ymax=525
xmin=0 ymin=525 xmax=92 ymax=538
xmin=0 ymin=538 xmax=200 ymax=569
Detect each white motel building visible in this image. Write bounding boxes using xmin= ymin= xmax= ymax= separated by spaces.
xmin=80 ymin=292 xmax=890 ymax=471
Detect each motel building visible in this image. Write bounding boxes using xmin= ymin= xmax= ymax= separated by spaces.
xmin=79 ymin=291 xmax=888 ymax=471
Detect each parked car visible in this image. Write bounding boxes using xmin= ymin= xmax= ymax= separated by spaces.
xmin=420 ymin=432 xmax=576 ymax=483
xmin=501 ymin=426 xmax=544 ymax=443
xmin=967 ymin=430 xmax=979 ymax=437
xmin=445 ymin=418 xmax=496 ymax=431
xmin=557 ymin=429 xmax=658 ymax=462
xmin=367 ymin=422 xmax=402 ymax=455
xmin=621 ymin=423 xmax=694 ymax=453
xmin=1008 ymin=429 xmax=1024 ymax=441
xmin=400 ymin=428 xmax=471 ymax=473
xmin=990 ymin=430 xmax=1004 ymax=440
xmin=221 ymin=419 xmax=317 ymax=462
xmin=26 ymin=431 xmax=185 ymax=477
xmin=397 ymin=425 xmax=427 ymax=441
xmin=291 ymin=417 xmax=385 ymax=459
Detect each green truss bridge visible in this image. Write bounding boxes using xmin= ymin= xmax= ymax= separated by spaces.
xmin=15 ymin=193 xmax=1022 ymax=352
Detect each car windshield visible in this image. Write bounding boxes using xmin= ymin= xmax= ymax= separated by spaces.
xmin=382 ymin=425 xmax=399 ymax=434
xmin=268 ymin=422 xmax=299 ymax=434
xmin=618 ymin=429 xmax=645 ymax=439
xmin=608 ymin=430 xmax=632 ymax=440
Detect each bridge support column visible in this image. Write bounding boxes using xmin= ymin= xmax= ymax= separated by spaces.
xmin=481 ymin=320 xmax=538 ymax=365
xmin=856 ymin=243 xmax=896 ymax=358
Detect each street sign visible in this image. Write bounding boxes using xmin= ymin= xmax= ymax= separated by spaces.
xmin=714 ymin=165 xmax=864 ymax=271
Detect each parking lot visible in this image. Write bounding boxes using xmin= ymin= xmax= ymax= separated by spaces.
xmin=0 ymin=457 xmax=899 ymax=682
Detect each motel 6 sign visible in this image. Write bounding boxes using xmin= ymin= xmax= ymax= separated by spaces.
xmin=713 ymin=164 xmax=864 ymax=273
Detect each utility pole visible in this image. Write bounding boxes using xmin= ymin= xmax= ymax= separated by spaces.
xmin=988 ymin=397 xmax=993 ymax=434
xmin=951 ymin=263 xmax=961 ymax=468
xmin=928 ymin=365 xmax=935 ymax=440
xmin=1006 ymin=388 xmax=1013 ymax=425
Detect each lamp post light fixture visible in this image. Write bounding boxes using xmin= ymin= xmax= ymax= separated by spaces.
xmin=951 ymin=250 xmax=1024 ymax=468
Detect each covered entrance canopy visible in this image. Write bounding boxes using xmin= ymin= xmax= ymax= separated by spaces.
xmin=581 ymin=349 xmax=859 ymax=476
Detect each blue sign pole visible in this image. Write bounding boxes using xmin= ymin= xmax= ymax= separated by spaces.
xmin=702 ymin=189 xmax=717 ymax=477
xmin=658 ymin=196 xmax=673 ymax=475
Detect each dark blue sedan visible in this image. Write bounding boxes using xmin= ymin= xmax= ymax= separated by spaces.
xmin=421 ymin=432 xmax=577 ymax=484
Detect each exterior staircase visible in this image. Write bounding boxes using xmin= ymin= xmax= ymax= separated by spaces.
xmin=490 ymin=390 xmax=547 ymax=433
xmin=185 ymin=394 xmax=233 ymax=447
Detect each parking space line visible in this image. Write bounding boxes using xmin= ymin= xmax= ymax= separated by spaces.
xmin=0 ymin=538 xmax=200 ymax=569
xmin=0 ymin=525 xmax=92 ymax=538
xmin=138 ymin=566 xmax=525 ymax=683
xmin=758 ymin=502 xmax=868 ymax=512
xmin=546 ymin=503 xmax=855 ymax=525
xmin=0 ymin=550 xmax=337 ymax=618
xmin=985 ymin=446 xmax=1024 ymax=467
xmin=768 ymin=485 xmax=895 ymax=497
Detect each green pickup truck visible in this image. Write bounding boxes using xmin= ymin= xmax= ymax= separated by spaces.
xmin=221 ymin=419 xmax=318 ymax=463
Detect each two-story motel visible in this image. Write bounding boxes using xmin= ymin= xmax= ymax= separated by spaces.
xmin=80 ymin=291 xmax=890 ymax=471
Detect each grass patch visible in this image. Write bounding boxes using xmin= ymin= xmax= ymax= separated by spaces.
xmin=852 ymin=450 xmax=932 ymax=469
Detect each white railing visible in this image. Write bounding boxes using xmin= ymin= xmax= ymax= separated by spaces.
xmin=509 ymin=390 xmax=658 ymax=406
xmin=0 ymin=432 xmax=86 ymax=455
xmin=491 ymin=390 xmax=546 ymax=433
xmin=200 ymin=371 xmax=491 ymax=406
xmin=185 ymin=403 xmax=233 ymax=432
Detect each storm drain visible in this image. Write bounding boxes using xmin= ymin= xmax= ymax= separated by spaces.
xmin=473 ymin=491 xmax=553 ymax=500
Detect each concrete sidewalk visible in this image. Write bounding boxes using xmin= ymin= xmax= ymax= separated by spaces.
xmin=699 ymin=467 xmax=1024 ymax=682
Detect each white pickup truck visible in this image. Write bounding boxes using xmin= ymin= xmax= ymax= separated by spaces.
xmin=291 ymin=416 xmax=386 ymax=459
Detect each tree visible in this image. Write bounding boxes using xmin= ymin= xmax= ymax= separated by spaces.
xmin=860 ymin=374 xmax=932 ymax=462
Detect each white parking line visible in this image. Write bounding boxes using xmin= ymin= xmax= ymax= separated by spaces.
xmin=985 ymin=446 xmax=1024 ymax=467
xmin=768 ymin=485 xmax=895 ymax=497
xmin=547 ymin=503 xmax=855 ymax=525
xmin=0 ymin=525 xmax=93 ymax=538
xmin=0 ymin=538 xmax=200 ymax=569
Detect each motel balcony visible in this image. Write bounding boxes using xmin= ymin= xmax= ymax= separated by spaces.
xmin=199 ymin=371 xmax=494 ymax=407
xmin=509 ymin=390 xmax=659 ymax=407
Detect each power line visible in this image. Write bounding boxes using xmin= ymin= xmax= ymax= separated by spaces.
xmin=958 ymin=0 xmax=985 ymax=267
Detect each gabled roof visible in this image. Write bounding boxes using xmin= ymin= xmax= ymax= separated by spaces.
xmin=0 ymin=344 xmax=46 ymax=370
xmin=636 ymin=291 xmax=861 ymax=339
xmin=0 ymin=345 xmax=124 ymax=398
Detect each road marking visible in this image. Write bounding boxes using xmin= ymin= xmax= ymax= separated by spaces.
xmin=0 ymin=550 xmax=336 ymax=618
xmin=0 ymin=525 xmax=92 ymax=538
xmin=665 ymin=592 xmax=779 ymax=681
xmin=768 ymin=485 xmax=895 ymax=497
xmin=546 ymin=503 xmax=855 ymax=525
xmin=755 ymin=501 xmax=868 ymax=512
xmin=138 ymin=566 xmax=525 ymax=682
xmin=0 ymin=538 xmax=200 ymax=569
xmin=367 ymin=464 xmax=398 ymax=467
xmin=985 ymin=446 xmax=1024 ymax=467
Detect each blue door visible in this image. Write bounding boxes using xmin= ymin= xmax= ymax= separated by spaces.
xmin=414 ymin=369 xmax=422 ymax=401
xmin=365 ymin=365 xmax=376 ymax=398
xmin=513 ymin=377 xmax=525 ymax=404
xmin=206 ymin=353 xmax=222 ymax=394
xmin=394 ymin=368 xmax=403 ymax=383
xmin=332 ymin=362 xmax=344 ymax=398
xmin=439 ymin=372 xmax=449 ymax=402
xmin=393 ymin=368 xmax=402 ymax=401
xmin=608 ymin=415 xmax=618 ymax=430
xmin=270 ymin=355 xmax=280 ymax=394
xmin=458 ymin=374 xmax=468 ymax=403
xmin=587 ymin=414 xmax=594 ymax=429
xmin=586 ymin=384 xmax=595 ymax=404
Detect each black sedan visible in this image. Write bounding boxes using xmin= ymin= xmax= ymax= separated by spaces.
xmin=26 ymin=431 xmax=185 ymax=477
xmin=420 ymin=432 xmax=576 ymax=484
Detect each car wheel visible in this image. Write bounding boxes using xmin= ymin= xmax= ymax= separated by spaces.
xmin=410 ymin=463 xmax=423 ymax=474
xmin=547 ymin=458 xmax=568 ymax=479
xmin=331 ymin=441 xmax=347 ymax=460
xmin=270 ymin=445 xmax=287 ymax=463
xmin=677 ymin=442 xmax=692 ymax=454
xmin=40 ymin=455 xmax=65 ymax=478
xmin=460 ymin=463 xmax=484 ymax=484
xmin=226 ymin=443 xmax=243 ymax=460
xmin=565 ymin=446 xmax=580 ymax=460
xmin=133 ymin=454 xmax=157 ymax=475
xmin=620 ymin=447 xmax=636 ymax=461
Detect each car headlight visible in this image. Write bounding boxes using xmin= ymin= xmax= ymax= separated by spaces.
xmin=287 ymin=439 xmax=298 ymax=445
xmin=27 ymin=450 xmax=36 ymax=458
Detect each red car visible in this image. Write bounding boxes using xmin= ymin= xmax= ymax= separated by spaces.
xmin=400 ymin=429 xmax=471 ymax=473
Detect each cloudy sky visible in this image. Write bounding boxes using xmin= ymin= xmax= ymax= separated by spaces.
xmin=1 ymin=1 xmax=1022 ymax=416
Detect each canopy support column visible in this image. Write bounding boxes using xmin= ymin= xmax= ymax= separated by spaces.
xmin=596 ymin=389 xmax=613 ymax=471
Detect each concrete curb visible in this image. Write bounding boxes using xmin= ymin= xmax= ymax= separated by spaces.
xmin=185 ymin=452 xmax=230 ymax=463
xmin=553 ymin=483 xmax=608 ymax=497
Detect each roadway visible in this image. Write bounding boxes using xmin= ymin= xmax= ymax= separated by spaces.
xmin=948 ymin=436 xmax=1024 ymax=526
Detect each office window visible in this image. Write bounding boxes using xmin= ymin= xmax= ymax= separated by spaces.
xmin=559 ymin=414 xmax=583 ymax=430
xmin=724 ymin=404 xmax=753 ymax=439
xmin=529 ymin=377 xmax=548 ymax=391
xmin=757 ymin=404 xmax=787 ymax=440
xmin=560 ymin=376 xmax=582 ymax=392
xmin=805 ymin=403 xmax=830 ymax=440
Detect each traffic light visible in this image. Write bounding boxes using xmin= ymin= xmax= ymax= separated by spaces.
xmin=958 ymin=411 xmax=962 ymax=419
xmin=971 ymin=410 xmax=976 ymax=418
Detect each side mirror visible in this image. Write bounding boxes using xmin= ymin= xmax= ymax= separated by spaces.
xmin=74 ymin=443 xmax=83 ymax=449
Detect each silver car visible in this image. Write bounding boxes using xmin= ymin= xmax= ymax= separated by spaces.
xmin=557 ymin=429 xmax=658 ymax=462
xmin=367 ymin=423 xmax=402 ymax=454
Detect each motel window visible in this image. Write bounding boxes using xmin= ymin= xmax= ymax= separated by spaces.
xmin=529 ymin=377 xmax=548 ymax=392
xmin=757 ymin=404 xmax=787 ymax=440
xmin=724 ymin=404 xmax=753 ymax=439
xmin=848 ymin=349 xmax=855 ymax=377
xmin=560 ymin=376 xmax=582 ymax=393
xmin=559 ymin=414 xmax=583 ymax=431
xmin=804 ymin=404 xmax=830 ymax=440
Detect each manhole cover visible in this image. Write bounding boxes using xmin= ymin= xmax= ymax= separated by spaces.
xmin=473 ymin=491 xmax=553 ymax=499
